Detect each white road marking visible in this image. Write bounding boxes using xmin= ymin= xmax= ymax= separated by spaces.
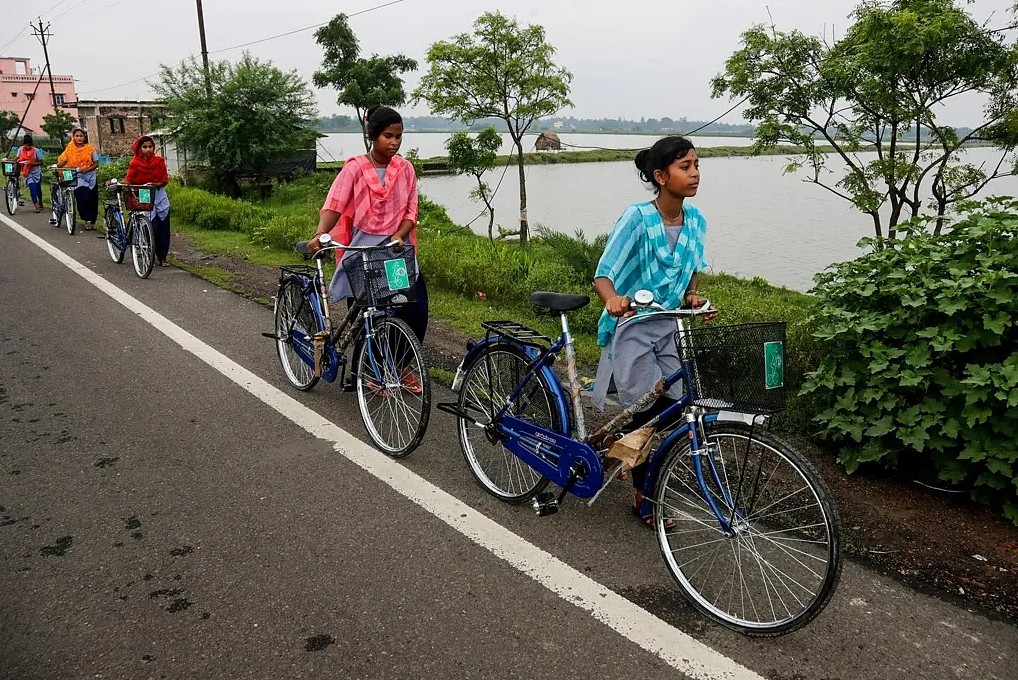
xmin=2 ymin=213 xmax=763 ymax=680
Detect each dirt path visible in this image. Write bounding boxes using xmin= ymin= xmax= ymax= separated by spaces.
xmin=168 ymin=231 xmax=1018 ymax=621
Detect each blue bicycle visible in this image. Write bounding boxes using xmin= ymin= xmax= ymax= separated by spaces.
xmin=439 ymin=291 xmax=841 ymax=635
xmin=267 ymin=234 xmax=431 ymax=457
xmin=49 ymin=165 xmax=77 ymax=235
xmin=102 ymin=180 xmax=156 ymax=279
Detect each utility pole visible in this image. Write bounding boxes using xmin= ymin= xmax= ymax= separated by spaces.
xmin=195 ymin=0 xmax=212 ymax=97
xmin=30 ymin=19 xmax=58 ymax=112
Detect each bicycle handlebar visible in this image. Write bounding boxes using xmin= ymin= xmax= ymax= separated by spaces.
xmin=294 ymin=236 xmax=405 ymax=260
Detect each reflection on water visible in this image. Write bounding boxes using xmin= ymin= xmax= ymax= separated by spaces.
xmin=419 ymin=148 xmax=1018 ymax=292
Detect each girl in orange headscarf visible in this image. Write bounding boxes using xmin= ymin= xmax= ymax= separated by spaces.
xmin=124 ymin=135 xmax=172 ymax=266
xmin=57 ymin=127 xmax=100 ymax=229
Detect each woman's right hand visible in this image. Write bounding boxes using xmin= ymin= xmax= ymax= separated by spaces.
xmin=605 ymin=294 xmax=633 ymax=318
xmin=307 ymin=235 xmax=322 ymax=253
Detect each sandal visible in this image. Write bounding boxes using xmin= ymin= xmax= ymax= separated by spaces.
xmin=158 ymin=260 xmax=169 ymax=267
xmin=631 ymin=502 xmax=675 ymax=530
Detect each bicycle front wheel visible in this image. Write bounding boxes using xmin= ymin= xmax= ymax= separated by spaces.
xmin=273 ymin=278 xmax=322 ymax=391
xmin=355 ymin=316 xmax=431 ymax=457
xmin=654 ymin=422 xmax=841 ymax=636
xmin=105 ymin=210 xmax=126 ymax=263
xmin=456 ymin=342 xmax=558 ymax=503
xmin=63 ymin=189 xmax=76 ymax=235
xmin=5 ymin=179 xmax=17 ymax=216
xmin=131 ymin=214 xmax=155 ymax=278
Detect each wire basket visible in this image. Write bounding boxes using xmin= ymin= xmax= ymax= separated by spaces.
xmin=345 ymin=245 xmax=418 ymax=307
xmin=124 ymin=186 xmax=154 ymax=212
xmin=56 ymin=168 xmax=78 ymax=187
xmin=679 ymin=321 xmax=788 ymax=414
xmin=1 ymin=161 xmax=18 ymax=178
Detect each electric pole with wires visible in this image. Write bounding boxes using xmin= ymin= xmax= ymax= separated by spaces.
xmin=30 ymin=19 xmax=59 ymax=111
xmin=195 ymin=0 xmax=212 ymax=97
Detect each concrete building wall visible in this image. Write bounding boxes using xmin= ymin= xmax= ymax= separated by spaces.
xmin=74 ymin=101 xmax=168 ymax=157
xmin=0 ymin=57 xmax=79 ymax=136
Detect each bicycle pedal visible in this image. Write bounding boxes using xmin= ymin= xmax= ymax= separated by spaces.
xmin=532 ymin=492 xmax=559 ymax=517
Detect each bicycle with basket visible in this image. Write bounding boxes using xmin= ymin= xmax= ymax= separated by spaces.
xmin=265 ymin=233 xmax=431 ymax=457
xmin=101 ymin=180 xmax=157 ymax=279
xmin=3 ymin=159 xmax=26 ymax=216
xmin=49 ymin=165 xmax=78 ymax=235
xmin=438 ymin=289 xmax=841 ymax=636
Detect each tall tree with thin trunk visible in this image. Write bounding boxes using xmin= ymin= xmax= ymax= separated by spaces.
xmin=712 ymin=0 xmax=1018 ymax=245
xmin=313 ymin=14 xmax=417 ymax=153
xmin=446 ymin=127 xmax=502 ymax=241
xmin=414 ymin=12 xmax=573 ymax=245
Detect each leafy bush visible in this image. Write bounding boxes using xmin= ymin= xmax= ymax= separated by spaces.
xmin=803 ymin=198 xmax=1018 ymax=522
xmin=167 ymin=184 xmax=271 ymax=232
xmin=253 ymin=212 xmax=317 ymax=250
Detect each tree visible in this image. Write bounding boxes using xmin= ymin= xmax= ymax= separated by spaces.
xmin=446 ymin=127 xmax=502 ymax=240
xmin=153 ymin=53 xmax=316 ymax=193
xmin=313 ymin=14 xmax=417 ymax=152
xmin=712 ymin=0 xmax=1018 ymax=244
xmin=415 ymin=11 xmax=573 ymax=245
xmin=1 ymin=110 xmax=21 ymax=150
xmin=41 ymin=110 xmax=75 ymax=143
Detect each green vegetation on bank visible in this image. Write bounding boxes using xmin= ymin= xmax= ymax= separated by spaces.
xmin=316 ymin=144 xmax=849 ymax=174
xmin=803 ymin=198 xmax=1018 ymax=522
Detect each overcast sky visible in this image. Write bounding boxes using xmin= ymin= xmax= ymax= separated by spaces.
xmin=2 ymin=0 xmax=1015 ymax=125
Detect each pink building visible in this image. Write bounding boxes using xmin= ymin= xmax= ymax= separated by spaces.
xmin=0 ymin=57 xmax=78 ymax=137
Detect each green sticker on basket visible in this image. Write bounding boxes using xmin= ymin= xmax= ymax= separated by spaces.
xmin=62 ymin=169 xmax=74 ymax=181
xmin=384 ymin=258 xmax=410 ymax=290
xmin=137 ymin=188 xmax=151 ymax=204
xmin=764 ymin=341 xmax=785 ymax=390
xmin=2 ymin=162 xmax=13 ymax=173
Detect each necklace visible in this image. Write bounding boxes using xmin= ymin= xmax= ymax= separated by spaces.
xmin=369 ymin=150 xmax=388 ymax=167
xmin=653 ymin=199 xmax=683 ymax=223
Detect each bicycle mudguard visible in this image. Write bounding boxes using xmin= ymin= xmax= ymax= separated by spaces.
xmin=452 ymin=337 xmax=572 ymax=436
xmin=638 ymin=412 xmax=721 ymax=513
xmin=498 ymin=414 xmax=604 ymax=499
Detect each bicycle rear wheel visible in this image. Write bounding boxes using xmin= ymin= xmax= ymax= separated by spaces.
xmin=273 ymin=278 xmax=321 ymax=391
xmin=131 ymin=214 xmax=155 ymax=278
xmin=653 ymin=422 xmax=841 ymax=636
xmin=455 ymin=342 xmax=557 ymax=503
xmin=105 ymin=209 xmax=126 ymax=263
xmin=355 ymin=316 xmax=431 ymax=457
xmin=5 ymin=179 xmax=17 ymax=216
xmin=63 ymin=189 xmax=76 ymax=235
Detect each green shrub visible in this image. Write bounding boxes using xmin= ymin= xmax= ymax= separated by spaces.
xmin=803 ymin=198 xmax=1018 ymax=522
xmin=253 ymin=212 xmax=317 ymax=250
xmin=167 ymin=184 xmax=271 ymax=232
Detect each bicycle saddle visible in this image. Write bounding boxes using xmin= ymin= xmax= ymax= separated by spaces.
xmin=530 ymin=291 xmax=590 ymax=313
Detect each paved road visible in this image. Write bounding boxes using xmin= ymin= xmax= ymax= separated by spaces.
xmin=1 ymin=208 xmax=1015 ymax=680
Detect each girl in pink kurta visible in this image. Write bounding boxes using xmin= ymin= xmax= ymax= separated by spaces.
xmin=310 ymin=107 xmax=429 ymax=387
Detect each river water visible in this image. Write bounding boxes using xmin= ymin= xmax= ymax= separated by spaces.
xmin=319 ymin=133 xmax=1018 ymax=292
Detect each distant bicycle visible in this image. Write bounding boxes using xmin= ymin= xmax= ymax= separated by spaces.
xmin=101 ymin=180 xmax=156 ymax=279
xmin=2 ymin=159 xmax=26 ymax=216
xmin=49 ymin=165 xmax=77 ymax=235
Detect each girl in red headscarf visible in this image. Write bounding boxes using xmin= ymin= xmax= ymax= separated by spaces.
xmin=124 ymin=135 xmax=172 ymax=266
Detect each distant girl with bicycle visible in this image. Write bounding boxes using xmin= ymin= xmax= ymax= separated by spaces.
xmin=124 ymin=135 xmax=171 ymax=267
xmin=15 ymin=134 xmax=45 ymax=212
xmin=592 ymin=135 xmax=709 ymax=528
xmin=57 ymin=127 xmax=99 ymax=230
xmin=309 ymin=106 xmax=429 ymax=364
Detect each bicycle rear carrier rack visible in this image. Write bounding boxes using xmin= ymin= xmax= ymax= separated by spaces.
xmin=481 ymin=320 xmax=551 ymax=349
xmin=279 ymin=264 xmax=317 ymax=278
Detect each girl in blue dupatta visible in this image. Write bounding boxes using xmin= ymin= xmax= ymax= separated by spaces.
xmin=592 ymin=136 xmax=709 ymax=528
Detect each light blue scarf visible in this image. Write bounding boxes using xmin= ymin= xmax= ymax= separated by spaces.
xmin=594 ymin=201 xmax=708 ymax=347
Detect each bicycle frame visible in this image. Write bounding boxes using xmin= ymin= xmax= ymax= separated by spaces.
xmin=276 ymin=251 xmax=398 ymax=387
xmin=452 ymin=308 xmax=744 ymax=529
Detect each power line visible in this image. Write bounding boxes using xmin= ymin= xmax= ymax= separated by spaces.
xmin=0 ymin=25 xmax=31 ymax=55
xmin=208 ymin=0 xmax=407 ymax=54
xmin=75 ymin=0 xmax=408 ymax=97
